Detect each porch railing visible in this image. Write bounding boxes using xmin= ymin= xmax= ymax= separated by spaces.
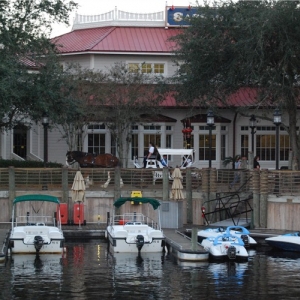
xmin=0 ymin=167 xmax=300 ymax=197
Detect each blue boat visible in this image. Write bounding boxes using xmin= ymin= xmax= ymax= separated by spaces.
xmin=265 ymin=232 xmax=300 ymax=252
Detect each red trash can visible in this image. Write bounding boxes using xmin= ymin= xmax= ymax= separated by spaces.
xmin=73 ymin=203 xmax=85 ymax=225
xmin=57 ymin=203 xmax=68 ymax=225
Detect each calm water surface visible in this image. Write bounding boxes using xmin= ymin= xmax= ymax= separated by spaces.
xmin=0 ymin=240 xmax=300 ymax=299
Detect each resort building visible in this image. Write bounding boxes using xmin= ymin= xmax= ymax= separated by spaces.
xmin=0 ymin=6 xmax=291 ymax=169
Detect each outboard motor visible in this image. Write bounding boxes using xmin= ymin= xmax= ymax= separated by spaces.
xmin=136 ymin=235 xmax=145 ymax=252
xmin=34 ymin=236 xmax=44 ymax=252
xmin=241 ymin=235 xmax=249 ymax=248
xmin=227 ymin=246 xmax=237 ymax=259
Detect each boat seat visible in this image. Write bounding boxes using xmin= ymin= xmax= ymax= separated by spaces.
xmin=124 ymin=224 xmax=148 ymax=234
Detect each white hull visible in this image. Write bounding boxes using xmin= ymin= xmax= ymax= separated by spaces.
xmin=201 ymin=235 xmax=248 ymax=260
xmin=106 ymin=224 xmax=164 ymax=253
xmin=265 ymin=233 xmax=300 ymax=252
xmin=198 ymin=226 xmax=257 ymax=247
xmin=9 ymin=225 xmax=64 ymax=254
xmin=9 ymin=194 xmax=65 ymax=255
xmin=107 ymin=197 xmax=165 ymax=254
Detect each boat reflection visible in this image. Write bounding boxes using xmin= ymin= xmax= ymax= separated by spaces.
xmin=208 ymin=260 xmax=249 ymax=280
xmin=267 ymin=249 xmax=300 ymax=260
xmin=111 ymin=252 xmax=165 ymax=278
xmin=11 ymin=254 xmax=63 ymax=280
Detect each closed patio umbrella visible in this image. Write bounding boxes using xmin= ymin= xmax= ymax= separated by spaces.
xmin=170 ymin=167 xmax=184 ymax=200
xmin=71 ymin=171 xmax=86 ymax=202
xmin=71 ymin=171 xmax=86 ymax=228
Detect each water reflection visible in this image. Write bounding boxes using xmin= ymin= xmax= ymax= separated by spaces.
xmin=11 ymin=254 xmax=63 ymax=279
xmin=0 ymin=241 xmax=299 ymax=299
xmin=111 ymin=252 xmax=164 ymax=278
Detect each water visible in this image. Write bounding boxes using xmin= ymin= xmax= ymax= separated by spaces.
xmin=1 ymin=240 xmax=300 ymax=299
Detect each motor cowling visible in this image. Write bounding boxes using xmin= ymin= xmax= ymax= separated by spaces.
xmin=34 ymin=235 xmax=44 ymax=252
xmin=241 ymin=235 xmax=249 ymax=247
xmin=136 ymin=235 xmax=145 ymax=252
xmin=227 ymin=245 xmax=236 ymax=259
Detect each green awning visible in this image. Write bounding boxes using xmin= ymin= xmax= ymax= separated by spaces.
xmin=113 ymin=197 xmax=161 ymax=210
xmin=13 ymin=194 xmax=60 ymax=205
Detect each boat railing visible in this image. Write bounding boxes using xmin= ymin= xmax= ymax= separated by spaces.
xmin=112 ymin=213 xmax=161 ymax=230
xmin=14 ymin=216 xmax=56 ymax=227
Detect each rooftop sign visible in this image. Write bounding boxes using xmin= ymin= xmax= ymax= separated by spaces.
xmin=165 ymin=6 xmax=198 ymax=27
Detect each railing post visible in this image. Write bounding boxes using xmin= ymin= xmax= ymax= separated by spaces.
xmin=251 ymin=169 xmax=260 ymax=228
xmin=9 ymin=166 xmax=15 ymax=222
xmin=162 ymin=168 xmax=169 ymax=202
xmin=114 ymin=167 xmax=121 ymax=214
xmin=186 ymin=168 xmax=192 ymax=224
xmin=62 ymin=167 xmax=69 ymax=203
xmin=260 ymin=169 xmax=269 ymax=228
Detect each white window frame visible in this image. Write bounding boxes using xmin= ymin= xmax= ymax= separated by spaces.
xmin=127 ymin=61 xmax=167 ymax=76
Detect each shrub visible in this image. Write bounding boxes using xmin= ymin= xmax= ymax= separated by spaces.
xmin=0 ymin=159 xmax=63 ymax=168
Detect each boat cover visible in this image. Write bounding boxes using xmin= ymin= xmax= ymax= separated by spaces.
xmin=13 ymin=194 xmax=60 ymax=205
xmin=114 ymin=197 xmax=161 ymax=210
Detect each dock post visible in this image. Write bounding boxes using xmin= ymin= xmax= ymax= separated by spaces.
xmin=9 ymin=166 xmax=15 ymax=221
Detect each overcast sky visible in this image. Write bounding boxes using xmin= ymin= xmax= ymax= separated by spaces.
xmin=50 ymin=0 xmax=200 ymax=37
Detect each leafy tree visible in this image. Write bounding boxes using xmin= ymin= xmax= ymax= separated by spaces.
xmin=53 ymin=64 xmax=107 ymax=152
xmin=171 ymin=0 xmax=300 ymax=168
xmin=59 ymin=62 xmax=165 ymax=167
xmin=92 ymin=63 xmax=166 ymax=167
xmin=0 ymin=0 xmax=77 ymax=129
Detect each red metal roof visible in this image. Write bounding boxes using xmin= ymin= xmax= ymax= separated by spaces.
xmin=52 ymin=27 xmax=181 ymax=54
xmin=160 ymin=88 xmax=259 ymax=108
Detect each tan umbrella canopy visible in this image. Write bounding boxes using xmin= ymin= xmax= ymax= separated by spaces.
xmin=170 ymin=167 xmax=184 ymax=200
xmin=71 ymin=171 xmax=86 ymax=202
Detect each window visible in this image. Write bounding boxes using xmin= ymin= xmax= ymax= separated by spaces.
xmin=144 ymin=125 xmax=161 ymax=130
xmin=131 ymin=134 xmax=139 ymax=160
xmin=256 ymin=131 xmax=290 ymax=161
xmin=88 ymin=124 xmax=105 ymax=130
xmin=166 ymin=134 xmax=172 ymax=148
xmin=254 ymin=126 xmax=290 ymax=161
xmin=87 ymin=123 xmax=106 ymax=154
xmin=221 ymin=134 xmax=226 ymax=160
xmin=144 ymin=134 xmax=161 ymax=155
xmin=241 ymin=135 xmax=249 ymax=158
xmin=128 ymin=63 xmax=139 ymax=73
xmin=88 ymin=133 xmax=105 ymax=154
xmin=199 ymin=134 xmax=216 ymax=161
xmin=128 ymin=62 xmax=165 ymax=75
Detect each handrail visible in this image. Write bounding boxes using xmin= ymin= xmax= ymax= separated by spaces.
xmin=202 ymin=193 xmax=253 ymax=226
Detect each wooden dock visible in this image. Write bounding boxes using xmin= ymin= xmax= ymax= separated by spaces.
xmin=163 ymin=229 xmax=209 ymax=261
